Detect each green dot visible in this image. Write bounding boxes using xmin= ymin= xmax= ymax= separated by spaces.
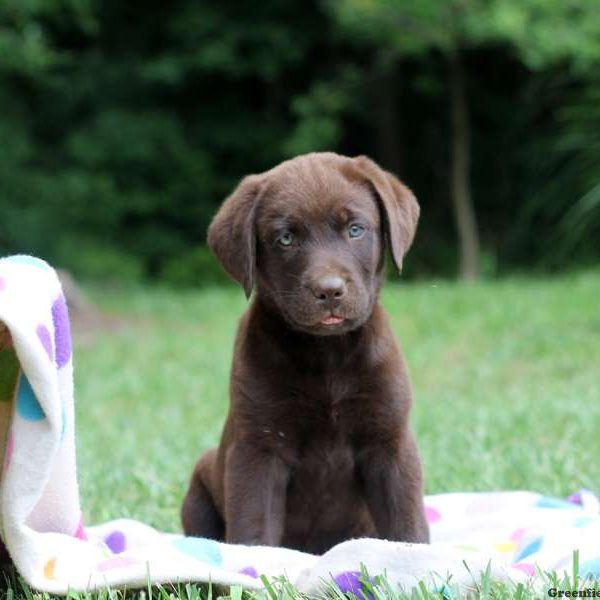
xmin=0 ymin=349 xmax=19 ymax=403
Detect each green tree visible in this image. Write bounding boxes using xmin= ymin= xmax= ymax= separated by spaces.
xmin=486 ymin=1 xmax=600 ymax=260
xmin=331 ymin=1 xmax=489 ymax=279
xmin=330 ymin=0 xmax=600 ymax=279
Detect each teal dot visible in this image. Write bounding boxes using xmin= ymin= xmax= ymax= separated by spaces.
xmin=536 ymin=496 xmax=576 ymax=509
xmin=172 ymin=537 xmax=222 ymax=566
xmin=581 ymin=558 xmax=600 ymax=579
xmin=573 ymin=515 xmax=594 ymax=528
xmin=17 ymin=375 xmax=45 ymax=421
xmin=5 ymin=255 xmax=50 ymax=270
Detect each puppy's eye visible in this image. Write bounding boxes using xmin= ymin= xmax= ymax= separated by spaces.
xmin=348 ymin=223 xmax=365 ymax=238
xmin=277 ymin=232 xmax=294 ymax=247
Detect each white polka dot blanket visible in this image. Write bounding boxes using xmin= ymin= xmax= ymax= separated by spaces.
xmin=1 ymin=255 xmax=599 ymax=596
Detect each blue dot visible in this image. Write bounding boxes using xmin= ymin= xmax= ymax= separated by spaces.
xmin=514 ymin=537 xmax=543 ymax=562
xmin=5 ymin=255 xmax=50 ymax=270
xmin=17 ymin=375 xmax=45 ymax=421
xmin=536 ymin=496 xmax=577 ymax=509
xmin=172 ymin=537 xmax=222 ymax=566
xmin=582 ymin=558 xmax=600 ymax=579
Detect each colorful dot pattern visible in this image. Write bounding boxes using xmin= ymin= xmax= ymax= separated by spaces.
xmin=421 ymin=494 xmax=600 ymax=584
xmin=172 ymin=537 xmax=223 ymax=566
xmin=105 ymin=530 xmax=126 ymax=554
xmin=36 ymin=324 xmax=53 ymax=362
xmin=74 ymin=515 xmax=87 ymax=541
xmin=574 ymin=516 xmax=594 ymax=528
xmin=51 ymin=295 xmax=71 ymax=369
xmin=514 ymin=537 xmax=543 ymax=562
xmin=333 ymin=571 xmax=374 ymax=600
xmin=425 ymin=505 xmax=441 ymax=523
xmin=5 ymin=258 xmax=600 ymax=592
xmin=513 ymin=563 xmax=536 ymax=578
xmin=581 ymin=558 xmax=600 ymax=579
xmin=44 ymin=557 xmax=57 ymax=580
xmin=5 ymin=255 xmax=49 ymax=270
xmin=536 ymin=496 xmax=577 ymax=510
xmin=97 ymin=556 xmax=139 ymax=573
xmin=16 ymin=374 xmax=45 ymax=421
xmin=239 ymin=566 xmax=259 ymax=578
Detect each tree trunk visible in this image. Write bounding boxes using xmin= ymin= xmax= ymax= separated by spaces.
xmin=372 ymin=59 xmax=403 ymax=176
xmin=449 ymin=49 xmax=480 ymax=280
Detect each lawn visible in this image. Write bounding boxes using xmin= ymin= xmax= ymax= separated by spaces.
xmin=4 ymin=270 xmax=600 ymax=598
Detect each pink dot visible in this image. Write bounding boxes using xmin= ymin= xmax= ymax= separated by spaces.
xmin=510 ymin=527 xmax=526 ymax=542
xmin=97 ymin=556 xmax=139 ymax=572
xmin=3 ymin=432 xmax=14 ymax=471
xmin=74 ymin=515 xmax=87 ymax=540
xmin=512 ymin=563 xmax=535 ymax=577
xmin=36 ymin=324 xmax=53 ymax=362
xmin=0 ymin=277 xmax=5 ymax=291
xmin=425 ymin=505 xmax=441 ymax=523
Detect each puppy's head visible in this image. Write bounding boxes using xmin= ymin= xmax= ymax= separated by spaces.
xmin=208 ymin=152 xmax=419 ymax=336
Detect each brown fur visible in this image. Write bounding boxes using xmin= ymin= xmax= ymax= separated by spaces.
xmin=181 ymin=152 xmax=429 ymax=553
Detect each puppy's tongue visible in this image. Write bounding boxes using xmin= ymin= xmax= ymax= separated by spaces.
xmin=321 ymin=315 xmax=345 ymax=326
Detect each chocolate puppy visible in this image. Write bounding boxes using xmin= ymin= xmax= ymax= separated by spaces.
xmin=182 ymin=152 xmax=429 ymax=553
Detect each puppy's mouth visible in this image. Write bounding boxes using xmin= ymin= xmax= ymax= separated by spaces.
xmin=320 ymin=314 xmax=345 ymax=326
xmin=282 ymin=308 xmax=366 ymax=336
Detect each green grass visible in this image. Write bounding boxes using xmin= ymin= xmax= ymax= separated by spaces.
xmin=4 ymin=270 xmax=600 ymax=598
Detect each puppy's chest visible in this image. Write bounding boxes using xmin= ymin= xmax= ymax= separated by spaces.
xmin=261 ymin=373 xmax=368 ymax=457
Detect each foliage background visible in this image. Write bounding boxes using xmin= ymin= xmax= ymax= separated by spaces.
xmin=0 ymin=0 xmax=598 ymax=283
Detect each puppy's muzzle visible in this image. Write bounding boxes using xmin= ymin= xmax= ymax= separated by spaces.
xmin=309 ymin=276 xmax=347 ymax=310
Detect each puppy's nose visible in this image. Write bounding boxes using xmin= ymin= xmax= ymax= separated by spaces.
xmin=311 ymin=276 xmax=347 ymax=304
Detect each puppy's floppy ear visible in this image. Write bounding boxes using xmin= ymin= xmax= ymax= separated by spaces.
xmin=207 ymin=174 xmax=263 ymax=298
xmin=352 ymin=155 xmax=420 ymax=272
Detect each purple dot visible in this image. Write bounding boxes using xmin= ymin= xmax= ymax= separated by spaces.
xmin=239 ymin=566 xmax=258 ymax=578
xmin=0 ymin=277 xmax=5 ymax=291
xmin=567 ymin=492 xmax=582 ymax=505
xmin=334 ymin=571 xmax=374 ymax=599
xmin=36 ymin=324 xmax=53 ymax=362
xmin=105 ymin=530 xmax=126 ymax=554
xmin=51 ymin=295 xmax=72 ymax=369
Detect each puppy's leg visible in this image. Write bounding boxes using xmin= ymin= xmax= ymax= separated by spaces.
xmin=358 ymin=430 xmax=429 ymax=543
xmin=224 ymin=442 xmax=289 ymax=546
xmin=181 ymin=448 xmax=224 ymax=540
